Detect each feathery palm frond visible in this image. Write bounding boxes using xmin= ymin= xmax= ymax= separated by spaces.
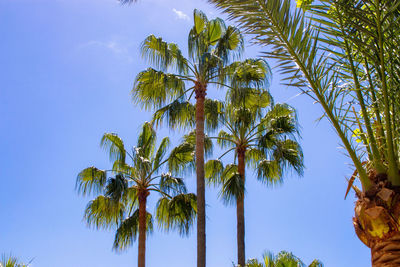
xmin=209 ymin=0 xmax=400 ymax=189
xmin=113 ymin=209 xmax=153 ymax=251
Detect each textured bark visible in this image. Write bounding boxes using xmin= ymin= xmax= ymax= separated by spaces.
xmin=371 ymin=233 xmax=400 ymax=267
xmin=138 ymin=191 xmax=149 ymax=267
xmin=195 ymin=83 xmax=206 ymax=267
xmin=352 ymin=174 xmax=400 ymax=267
xmin=237 ymin=149 xmax=246 ymax=267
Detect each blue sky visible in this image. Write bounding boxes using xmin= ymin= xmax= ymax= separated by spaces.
xmin=0 ymin=0 xmax=370 ymax=266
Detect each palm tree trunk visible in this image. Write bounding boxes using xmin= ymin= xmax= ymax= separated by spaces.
xmin=195 ymin=82 xmax=206 ymax=267
xmin=371 ymin=233 xmax=400 ymax=266
xmin=353 ymin=181 xmax=400 ymax=267
xmin=237 ymin=148 xmax=246 ymax=267
xmin=138 ymin=191 xmax=149 ymax=267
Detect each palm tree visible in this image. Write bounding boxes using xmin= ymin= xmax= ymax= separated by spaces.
xmin=208 ymin=0 xmax=400 ymax=265
xmin=206 ymin=90 xmax=303 ymax=267
xmin=76 ymin=122 xmax=197 ymax=267
xmin=132 ymin=10 xmax=245 ymax=267
xmin=0 ymin=255 xmax=29 ymax=267
xmin=245 ymin=251 xmax=323 ymax=267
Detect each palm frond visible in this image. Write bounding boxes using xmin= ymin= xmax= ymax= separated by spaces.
xmin=205 ymin=159 xmax=224 ymax=185
xmin=137 ymin=121 xmax=156 ymax=159
xmin=256 ymin=160 xmax=282 ymax=186
xmin=182 ymin=131 xmax=213 ymax=158
xmin=167 ymin=142 xmax=195 ymax=175
xmin=159 ymin=173 xmax=187 ymax=195
xmin=153 ymin=137 xmax=170 ymax=170
xmin=101 ymin=133 xmax=126 ymax=163
xmin=132 ymin=68 xmax=186 ymax=110
xmin=141 ymin=35 xmax=188 ymax=74
xmin=152 ymin=99 xmax=195 ymax=130
xmin=155 ymin=193 xmax=197 ymax=235
xmin=76 ymin=167 xmax=106 ymax=196
xmin=113 ymin=209 xmax=153 ymax=251
xmin=84 ymin=195 xmax=124 ymax=230
xmin=220 ymin=172 xmax=245 ymax=205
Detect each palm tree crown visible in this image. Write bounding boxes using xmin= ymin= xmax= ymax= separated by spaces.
xmin=206 ymin=86 xmax=303 ymax=266
xmin=76 ymin=122 xmax=196 ymax=266
xmin=246 ymin=251 xmax=323 ymax=267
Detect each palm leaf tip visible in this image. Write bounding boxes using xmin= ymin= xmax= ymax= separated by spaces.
xmin=156 ymin=193 xmax=197 ymax=235
xmin=113 ymin=210 xmax=153 ymax=251
xmin=76 ymin=167 xmax=106 ymax=196
xmin=101 ymin=133 xmax=126 ymax=163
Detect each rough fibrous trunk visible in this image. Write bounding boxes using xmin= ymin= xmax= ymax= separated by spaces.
xmin=371 ymin=233 xmax=400 ymax=266
xmin=237 ymin=148 xmax=246 ymax=267
xmin=138 ymin=190 xmax=149 ymax=267
xmin=353 ymin=172 xmax=400 ymax=267
xmin=195 ymin=82 xmax=207 ymax=267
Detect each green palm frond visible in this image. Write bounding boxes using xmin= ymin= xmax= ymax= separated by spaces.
xmin=245 ymin=250 xmax=323 ymax=267
xmin=76 ymin=167 xmax=106 ymax=196
xmin=217 ymin=130 xmax=236 ymax=149
xmin=155 ymin=193 xmax=197 ymax=235
xmin=105 ymin=174 xmax=128 ymax=202
xmin=84 ymin=195 xmax=125 ymax=230
xmin=112 ymin=160 xmax=136 ymax=179
xmin=113 ymin=209 xmax=153 ymax=251
xmin=193 ymin=9 xmax=208 ymax=34
xmin=273 ymin=139 xmax=304 ymax=176
xmin=256 ymin=160 xmax=282 ymax=186
xmin=152 ymin=100 xmax=195 ymax=130
xmin=225 ymin=59 xmax=271 ymax=89
xmin=246 ymin=148 xmax=265 ymax=168
xmin=208 ymin=0 xmax=400 ymax=188
xmin=101 ymin=133 xmax=126 ymax=163
xmin=0 ymin=255 xmax=29 ymax=267
xmin=167 ymin=142 xmax=195 ymax=175
xmin=141 ymin=35 xmax=188 ymax=74
xmin=214 ymin=25 xmax=244 ymax=63
xmin=204 ymin=99 xmax=224 ymax=132
xmin=153 ymin=137 xmax=170 ymax=170
xmin=220 ymin=172 xmax=244 ymax=205
xmin=182 ymin=131 xmax=213 ymax=158
xmin=137 ymin=122 xmax=156 ymax=159
xmin=205 ymin=159 xmax=224 ymax=185
xmin=159 ymin=173 xmax=187 ymax=195
xmin=132 ymin=68 xmax=186 ymax=110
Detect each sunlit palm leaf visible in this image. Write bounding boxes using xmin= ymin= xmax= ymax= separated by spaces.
xmin=168 ymin=142 xmax=195 ymax=175
xmin=156 ymin=193 xmax=197 ymax=235
xmin=152 ymin=100 xmax=195 ymax=130
xmin=113 ymin=209 xmax=153 ymax=251
xmin=159 ymin=173 xmax=187 ymax=195
xmin=101 ymin=133 xmax=126 ymax=163
xmin=76 ymin=167 xmax=106 ymax=196
xmin=133 ymin=68 xmax=186 ymax=110
xmin=205 ymin=159 xmax=224 ymax=185
xmin=84 ymin=195 xmax=125 ymax=230
xmin=141 ymin=35 xmax=188 ymax=74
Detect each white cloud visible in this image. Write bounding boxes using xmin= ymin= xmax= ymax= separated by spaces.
xmin=80 ymin=40 xmax=126 ymax=54
xmin=78 ymin=40 xmax=133 ymax=62
xmin=172 ymin=8 xmax=189 ymax=21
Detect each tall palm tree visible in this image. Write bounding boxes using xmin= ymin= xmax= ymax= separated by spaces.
xmin=206 ymin=90 xmax=303 ymax=267
xmin=132 ymin=10 xmax=244 ymax=267
xmin=245 ymin=251 xmax=323 ymax=267
xmin=76 ymin=122 xmax=197 ymax=267
xmin=208 ymin=0 xmax=400 ymax=265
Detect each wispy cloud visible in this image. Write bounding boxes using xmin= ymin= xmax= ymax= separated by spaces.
xmin=172 ymin=8 xmax=189 ymax=21
xmin=78 ymin=40 xmax=133 ymax=62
